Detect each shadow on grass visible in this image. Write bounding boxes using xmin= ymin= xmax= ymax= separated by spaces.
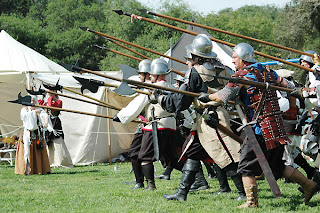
xmin=50 ymin=170 xmax=100 ymax=175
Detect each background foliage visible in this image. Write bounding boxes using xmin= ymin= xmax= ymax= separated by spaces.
xmin=1 ymin=0 xmax=320 ymax=82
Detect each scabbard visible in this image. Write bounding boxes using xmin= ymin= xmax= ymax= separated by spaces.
xmin=150 ymin=106 xmax=160 ymax=161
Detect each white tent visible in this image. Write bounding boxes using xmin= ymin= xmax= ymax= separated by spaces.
xmin=0 ymin=30 xmax=136 ymax=165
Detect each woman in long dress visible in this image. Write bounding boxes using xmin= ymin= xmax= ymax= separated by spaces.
xmin=15 ymin=95 xmax=51 ymax=175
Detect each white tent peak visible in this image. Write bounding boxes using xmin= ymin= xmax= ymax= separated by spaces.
xmin=0 ymin=30 xmax=67 ymax=73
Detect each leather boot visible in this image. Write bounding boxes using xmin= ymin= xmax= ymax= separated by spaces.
xmin=131 ymin=182 xmax=144 ymax=189
xmin=231 ymin=174 xmax=246 ymax=200
xmin=189 ymin=166 xmax=209 ymax=192
xmin=155 ymin=166 xmax=173 ymax=180
xmin=142 ymin=163 xmax=156 ymax=191
xmin=163 ymin=159 xmax=200 ymax=201
xmin=213 ymin=163 xmax=231 ymax=194
xmin=294 ymin=154 xmax=315 ymax=179
xmin=237 ymin=184 xmax=258 ymax=208
xmin=284 ymin=167 xmax=318 ymax=203
xmin=204 ymin=162 xmax=216 ymax=179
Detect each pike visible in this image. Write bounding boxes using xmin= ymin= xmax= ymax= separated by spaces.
xmin=26 ymin=88 xmax=114 ymax=109
xmin=41 ymin=77 xmax=120 ymax=111
xmin=113 ymin=9 xmax=314 ymax=73
xmin=79 ymin=26 xmax=186 ymax=76
xmin=104 ymin=37 xmax=150 ymax=59
xmin=8 ymin=92 xmax=143 ymax=124
xmin=69 ymin=64 xmax=243 ymax=144
xmin=73 ymin=75 xmax=151 ymax=96
xmin=137 ymin=9 xmax=315 ymax=58
xmin=95 ymin=45 xmax=184 ymax=76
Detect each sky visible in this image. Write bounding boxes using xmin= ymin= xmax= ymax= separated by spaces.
xmin=136 ymin=0 xmax=292 ymax=15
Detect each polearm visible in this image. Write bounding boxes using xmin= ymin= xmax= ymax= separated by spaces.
xmin=8 ymin=93 xmax=143 ymax=124
xmin=27 ymin=88 xmax=116 ymax=109
xmin=95 ymin=45 xmax=185 ymax=76
xmin=79 ymin=27 xmax=186 ymax=76
xmin=104 ymin=37 xmax=151 ymax=59
xmin=69 ymin=65 xmax=243 ymax=144
xmin=113 ymin=10 xmax=314 ymax=73
xmin=210 ymin=75 xmax=294 ymax=93
xmin=42 ymin=81 xmax=121 ymax=111
xmin=138 ymin=9 xmax=314 ymax=58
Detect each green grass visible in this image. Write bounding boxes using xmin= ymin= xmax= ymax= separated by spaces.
xmin=0 ymin=162 xmax=319 ymax=213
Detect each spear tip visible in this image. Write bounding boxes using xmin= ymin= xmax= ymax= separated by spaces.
xmin=136 ymin=8 xmax=154 ymax=15
xmin=112 ymin=9 xmax=124 ymax=15
xmin=79 ymin=26 xmax=89 ymax=31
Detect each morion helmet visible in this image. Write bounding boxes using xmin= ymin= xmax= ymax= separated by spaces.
xmin=150 ymin=58 xmax=171 ymax=75
xmin=233 ymin=43 xmax=256 ymax=63
xmin=186 ymin=34 xmax=217 ymax=58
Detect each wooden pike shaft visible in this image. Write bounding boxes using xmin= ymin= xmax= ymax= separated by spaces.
xmin=62 ymin=87 xmax=121 ymax=110
xmin=85 ymin=28 xmax=186 ymax=75
xmin=33 ymin=104 xmax=143 ymax=124
xmin=127 ymin=14 xmax=314 ymax=73
xmin=44 ymin=89 xmax=110 ymax=108
xmin=107 ymin=38 xmax=151 ymax=59
xmin=150 ymin=12 xmax=314 ymax=57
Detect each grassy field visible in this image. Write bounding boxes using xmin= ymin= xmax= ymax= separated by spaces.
xmin=0 ymin=161 xmax=320 ymax=213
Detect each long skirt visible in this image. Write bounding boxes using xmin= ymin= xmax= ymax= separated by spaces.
xmin=15 ymin=138 xmax=51 ymax=175
xmin=47 ymin=137 xmax=73 ymax=168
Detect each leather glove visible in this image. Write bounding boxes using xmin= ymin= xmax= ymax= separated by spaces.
xmin=198 ymin=93 xmax=211 ymax=103
xmin=113 ymin=114 xmax=120 ymax=122
xmin=204 ymin=110 xmax=219 ymax=129
xmin=148 ymin=89 xmax=163 ymax=104
xmin=290 ymin=88 xmax=304 ymax=99
xmin=310 ymin=114 xmax=320 ymax=134
xmin=313 ymin=53 xmax=320 ymax=66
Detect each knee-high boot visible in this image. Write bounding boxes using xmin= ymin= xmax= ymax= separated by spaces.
xmin=163 ymin=159 xmax=200 ymax=201
xmin=231 ymin=174 xmax=246 ymax=200
xmin=142 ymin=163 xmax=156 ymax=191
xmin=189 ymin=165 xmax=209 ymax=192
xmin=283 ymin=166 xmax=318 ymax=203
xmin=130 ymin=158 xmax=144 ymax=189
xmin=213 ymin=163 xmax=231 ymax=194
xmin=294 ymin=154 xmax=315 ymax=179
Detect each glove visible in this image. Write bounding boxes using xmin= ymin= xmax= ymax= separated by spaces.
xmin=290 ymin=88 xmax=304 ymax=99
xmin=297 ymin=110 xmax=309 ymax=127
xmin=313 ymin=53 xmax=320 ymax=66
xmin=204 ymin=110 xmax=219 ymax=129
xmin=113 ymin=114 xmax=120 ymax=122
xmin=198 ymin=93 xmax=211 ymax=103
xmin=310 ymin=114 xmax=320 ymax=134
xmin=148 ymin=89 xmax=163 ymax=104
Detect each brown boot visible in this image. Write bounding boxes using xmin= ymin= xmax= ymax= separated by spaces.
xmin=237 ymin=184 xmax=258 ymax=208
xmin=286 ymin=169 xmax=317 ymax=203
xmin=145 ymin=179 xmax=156 ymax=191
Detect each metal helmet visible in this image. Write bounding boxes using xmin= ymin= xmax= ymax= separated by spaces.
xmin=150 ymin=58 xmax=170 ymax=75
xmin=186 ymin=34 xmax=217 ymax=58
xmin=300 ymin=50 xmax=316 ymax=64
xmin=183 ymin=51 xmax=192 ymax=59
xmin=233 ymin=43 xmax=256 ymax=63
xmin=137 ymin=59 xmax=152 ymax=73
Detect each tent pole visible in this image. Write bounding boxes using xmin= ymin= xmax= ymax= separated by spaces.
xmin=106 ymin=89 xmax=112 ymax=165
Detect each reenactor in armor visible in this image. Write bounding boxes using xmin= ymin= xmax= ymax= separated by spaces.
xmin=114 ymin=59 xmax=152 ymax=189
xmin=151 ymin=34 xmax=245 ymax=201
xmin=199 ymin=43 xmax=319 ymax=208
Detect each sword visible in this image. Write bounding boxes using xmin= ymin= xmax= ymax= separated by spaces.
xmin=150 ymin=105 xmax=160 ymax=161
xmin=235 ymin=104 xmax=281 ymax=198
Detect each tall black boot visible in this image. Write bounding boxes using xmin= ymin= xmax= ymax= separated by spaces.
xmin=295 ymin=154 xmax=315 ymax=179
xmin=142 ymin=163 xmax=156 ymax=190
xmin=130 ymin=158 xmax=144 ymax=189
xmin=213 ymin=163 xmax=231 ymax=194
xmin=231 ymin=174 xmax=246 ymax=200
xmin=156 ymin=166 xmax=173 ymax=180
xmin=204 ymin=162 xmax=216 ymax=179
xmin=189 ymin=165 xmax=209 ymax=192
xmin=163 ymin=159 xmax=200 ymax=201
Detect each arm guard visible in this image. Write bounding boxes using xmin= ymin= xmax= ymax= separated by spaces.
xmin=215 ymin=86 xmax=240 ymax=104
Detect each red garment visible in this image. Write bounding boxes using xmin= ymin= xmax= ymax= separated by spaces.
xmin=47 ymin=96 xmax=62 ymax=108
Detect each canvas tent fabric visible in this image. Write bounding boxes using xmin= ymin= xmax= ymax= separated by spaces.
xmin=0 ymin=30 xmax=136 ymax=165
